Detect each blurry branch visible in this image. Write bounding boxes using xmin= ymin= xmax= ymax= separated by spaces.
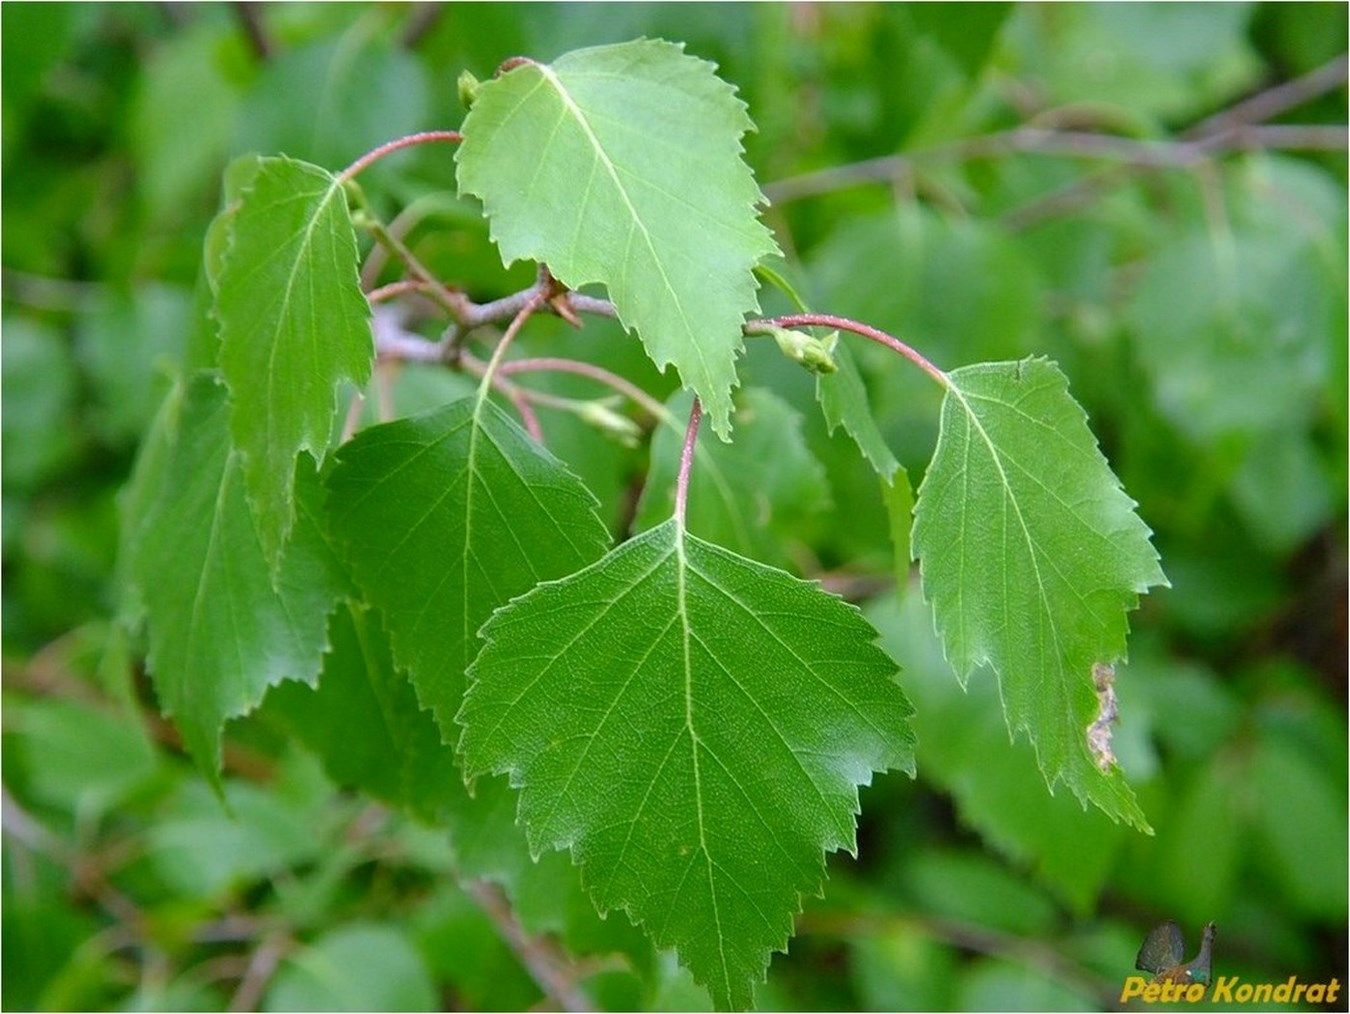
xmin=10 ymin=630 xmax=276 ymax=782
xmin=1186 ymin=53 xmax=1349 ymax=138
xmin=227 ymin=930 xmax=292 ymax=1013
xmin=232 ymin=2 xmax=274 ymax=62
xmin=2 ymin=788 xmax=146 ymax=931
xmin=1003 ymin=53 xmax=1349 ymax=230
xmin=400 ymin=2 xmax=443 ymax=49
xmin=461 ymin=880 xmax=595 ymax=1013
xmin=1 ymin=268 xmax=102 ymax=311
xmin=765 ymin=123 xmax=1347 ymax=204
xmin=764 ymin=52 xmax=1349 ymax=207
xmin=800 ymin=909 xmax=1124 ymax=1012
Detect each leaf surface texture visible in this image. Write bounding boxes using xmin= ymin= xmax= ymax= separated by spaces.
xmin=217 ymin=156 xmax=372 ymax=568
xmin=456 ymin=39 xmax=778 ymax=438
xmin=460 ymin=519 xmax=914 ymax=1008
xmin=132 ymin=375 xmax=346 ymax=776
xmin=325 ymin=397 xmax=610 ymax=734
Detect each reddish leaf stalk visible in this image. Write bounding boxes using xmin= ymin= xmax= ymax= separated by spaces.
xmin=337 ymin=130 xmax=463 ymax=183
xmin=752 ymin=313 xmax=949 ymax=387
xmin=674 ymin=398 xmax=702 ymax=527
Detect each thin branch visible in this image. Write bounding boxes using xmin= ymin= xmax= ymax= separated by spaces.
xmin=358 ymin=215 xmax=470 ymax=318
xmin=232 ymin=2 xmax=273 ymax=62
xmin=227 ymin=931 xmax=291 ymax=1013
xmin=748 ymin=314 xmax=948 ymax=387
xmin=499 ymin=357 xmax=669 ymax=420
xmin=476 ymin=290 xmax=548 ymax=394
xmin=564 ymin=292 xmax=618 ymax=319
xmin=764 ymin=121 xmax=1347 ymax=204
xmin=366 ymin=279 xmax=427 ymax=304
xmin=337 ymin=130 xmax=463 ymax=184
xmin=1185 ymin=53 xmax=1349 ymax=139
xmin=400 ymin=2 xmax=442 ymax=49
xmin=674 ymin=398 xmax=703 ymax=527
xmin=2 ymin=789 xmax=144 ymax=929
xmin=1 ymin=269 xmax=101 ymax=311
xmin=361 ymin=195 xmax=447 ymax=288
xmin=463 ymin=881 xmax=593 ymax=1013
xmin=800 ymin=910 xmax=1124 ymax=1012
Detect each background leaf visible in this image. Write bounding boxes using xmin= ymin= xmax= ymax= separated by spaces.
xmin=636 ymin=389 xmax=830 ymax=567
xmin=132 ymin=375 xmax=346 ymax=775
xmin=263 ymin=923 xmax=436 ymax=1012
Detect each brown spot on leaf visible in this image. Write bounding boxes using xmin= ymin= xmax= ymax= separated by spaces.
xmin=1086 ymin=662 xmax=1118 ymax=771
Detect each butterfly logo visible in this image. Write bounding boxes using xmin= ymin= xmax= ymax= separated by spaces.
xmin=1135 ymin=920 xmax=1216 ymax=985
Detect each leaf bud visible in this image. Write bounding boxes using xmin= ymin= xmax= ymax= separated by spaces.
xmin=577 ymin=400 xmax=643 ymax=448
xmin=767 ymin=326 xmax=838 ymax=374
xmin=458 ymin=70 xmax=482 ymax=111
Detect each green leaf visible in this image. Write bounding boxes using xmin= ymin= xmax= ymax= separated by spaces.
xmin=265 ymin=602 xmax=464 ymax=824
xmin=754 ymin=255 xmax=901 ymax=480
xmin=216 ymin=155 xmax=373 ymax=570
xmin=238 ymin=36 xmax=430 ymax=171
xmin=456 ymin=39 xmax=778 ymax=438
xmin=883 ymin=467 xmax=915 ymax=590
xmin=7 ymin=697 xmax=158 ymax=818
xmin=1 ymin=317 xmax=81 ymax=491
xmin=132 ymin=374 xmax=346 ymax=777
xmin=450 ymin=776 xmax=653 ymax=963
xmin=459 ymin=518 xmax=915 ymax=1009
xmin=636 ymin=389 xmax=830 ymax=566
xmin=74 ymin=284 xmax=189 ymax=444
xmin=819 ymin=341 xmax=901 ymax=478
xmin=325 ymin=396 xmax=610 ymax=736
xmin=911 ymin=358 xmax=1165 ymax=829
xmin=1250 ymin=738 xmax=1348 ymax=922
xmin=263 ymin=923 xmax=436 ymax=1013
xmin=1126 ymin=229 xmax=1337 ymax=441
xmin=149 ymin=777 xmax=328 ymax=899
xmin=115 ymin=382 xmax=184 ymax=627
xmin=130 ymin=19 xmax=246 ymax=220
xmin=869 ymin=591 xmax=1124 ymax=913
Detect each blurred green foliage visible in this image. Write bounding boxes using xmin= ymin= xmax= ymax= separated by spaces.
xmin=3 ymin=3 xmax=1345 ymax=1010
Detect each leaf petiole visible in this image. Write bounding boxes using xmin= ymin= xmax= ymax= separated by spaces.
xmin=336 ymin=130 xmax=463 ymax=184
xmin=673 ymin=398 xmax=703 ymax=527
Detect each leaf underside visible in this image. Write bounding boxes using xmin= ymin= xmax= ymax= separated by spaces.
xmin=456 ymin=39 xmax=779 ymax=438
xmin=818 ymin=339 xmax=901 ymax=479
xmin=459 ymin=519 xmax=915 ymax=1009
xmin=324 ymin=395 xmax=611 ymax=736
xmin=266 ymin=601 xmax=465 ymax=823
xmin=217 ymin=155 xmax=373 ymax=570
xmin=912 ymin=358 xmax=1167 ymax=830
xmin=133 ymin=375 xmax=346 ymax=777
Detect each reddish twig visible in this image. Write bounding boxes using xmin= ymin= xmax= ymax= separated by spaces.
xmin=366 ymin=279 xmax=427 ymax=304
xmin=749 ymin=314 xmax=949 ymax=387
xmin=498 ymin=357 xmax=668 ymax=420
xmin=227 ymin=931 xmax=291 ymax=1013
xmin=674 ymin=398 xmax=703 ymax=526
xmin=1185 ymin=53 xmax=1349 ymax=139
xmin=337 ymin=130 xmax=463 ymax=183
